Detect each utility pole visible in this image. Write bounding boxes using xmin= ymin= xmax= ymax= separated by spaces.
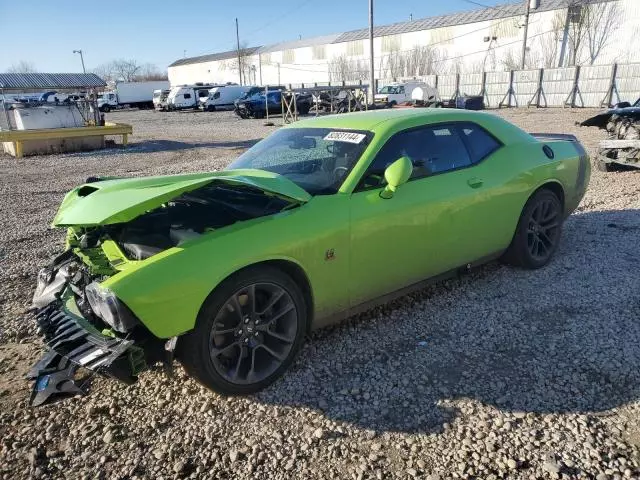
xmin=73 ymin=50 xmax=86 ymax=73
xmin=368 ymin=0 xmax=375 ymax=104
xmin=235 ymin=18 xmax=243 ymax=85
xmin=558 ymin=5 xmax=571 ymax=67
xmin=520 ymin=0 xmax=531 ymax=69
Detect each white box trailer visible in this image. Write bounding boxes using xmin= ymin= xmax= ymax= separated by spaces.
xmin=98 ymin=80 xmax=170 ymax=112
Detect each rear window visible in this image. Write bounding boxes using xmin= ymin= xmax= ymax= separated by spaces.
xmin=461 ymin=124 xmax=501 ymax=163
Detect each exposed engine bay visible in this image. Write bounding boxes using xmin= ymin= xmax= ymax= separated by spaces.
xmin=83 ymin=182 xmax=293 ymax=261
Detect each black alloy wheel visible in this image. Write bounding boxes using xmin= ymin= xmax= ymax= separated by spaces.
xmin=209 ymin=283 xmax=298 ymax=385
xmin=503 ymin=189 xmax=563 ymax=269
xmin=179 ymin=266 xmax=307 ymax=394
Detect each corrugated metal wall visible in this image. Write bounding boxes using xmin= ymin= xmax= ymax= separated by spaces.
xmin=485 ymin=71 xmax=510 ymax=107
xmin=617 ymin=63 xmax=640 ymax=103
xmin=459 ymin=73 xmax=483 ymax=97
xmin=375 ymin=62 xmax=640 ymax=108
xmin=437 ymin=74 xmax=457 ymax=100
xmin=513 ymin=69 xmax=540 ymax=107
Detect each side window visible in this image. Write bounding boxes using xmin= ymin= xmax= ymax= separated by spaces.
xmin=357 ymin=125 xmax=472 ymax=190
xmin=398 ymin=86 xmax=405 ymax=94
xmin=461 ymin=123 xmax=501 ymax=163
xmin=184 ymin=93 xmax=192 ymax=99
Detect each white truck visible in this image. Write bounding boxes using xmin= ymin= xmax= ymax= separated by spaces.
xmin=375 ymin=81 xmax=440 ymax=108
xmin=98 ymin=81 xmax=170 ymax=112
xmin=166 ymin=84 xmax=217 ymax=111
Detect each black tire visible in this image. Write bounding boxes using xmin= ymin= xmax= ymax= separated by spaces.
xmin=102 ymin=105 xmax=111 ymax=113
xmin=502 ymin=189 xmax=563 ymax=269
xmin=206 ymin=105 xmax=216 ymax=112
xmin=179 ymin=266 xmax=308 ymax=395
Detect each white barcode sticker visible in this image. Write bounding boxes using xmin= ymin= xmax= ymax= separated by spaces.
xmin=323 ymin=131 xmax=366 ymax=144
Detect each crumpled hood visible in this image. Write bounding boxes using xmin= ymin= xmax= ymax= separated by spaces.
xmin=52 ymin=168 xmax=311 ymax=227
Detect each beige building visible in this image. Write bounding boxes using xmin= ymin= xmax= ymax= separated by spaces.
xmin=168 ymin=0 xmax=640 ymax=87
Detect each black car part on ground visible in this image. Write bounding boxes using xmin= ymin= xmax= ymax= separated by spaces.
xmin=28 ymin=303 xmax=143 ymax=406
xmin=580 ymin=98 xmax=640 ymax=171
xmin=455 ymin=95 xmax=485 ymax=110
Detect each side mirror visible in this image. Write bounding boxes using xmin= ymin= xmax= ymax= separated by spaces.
xmin=380 ymin=156 xmax=413 ymax=199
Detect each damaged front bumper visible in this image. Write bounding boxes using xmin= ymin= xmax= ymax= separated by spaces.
xmin=28 ymin=301 xmax=146 ymax=406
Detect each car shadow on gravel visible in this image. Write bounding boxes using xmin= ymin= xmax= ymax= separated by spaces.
xmin=255 ymin=209 xmax=640 ymax=434
xmin=67 ymin=139 xmax=260 ymax=157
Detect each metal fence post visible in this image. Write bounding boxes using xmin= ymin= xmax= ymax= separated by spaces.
xmin=499 ymin=70 xmax=516 ymax=108
xmin=600 ymin=63 xmax=620 ymax=108
xmin=480 ymin=71 xmax=488 ymax=106
xmin=563 ymin=66 xmax=583 ymax=108
xmin=528 ymin=68 xmax=546 ymax=108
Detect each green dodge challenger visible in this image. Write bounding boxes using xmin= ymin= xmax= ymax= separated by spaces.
xmin=29 ymin=109 xmax=590 ymax=404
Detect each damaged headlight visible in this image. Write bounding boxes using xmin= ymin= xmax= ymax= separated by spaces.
xmin=85 ymin=282 xmax=139 ymax=333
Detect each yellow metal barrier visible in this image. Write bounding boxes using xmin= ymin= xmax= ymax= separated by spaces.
xmin=0 ymin=122 xmax=133 ymax=158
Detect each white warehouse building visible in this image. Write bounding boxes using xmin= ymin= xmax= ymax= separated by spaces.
xmin=168 ymin=0 xmax=640 ymax=87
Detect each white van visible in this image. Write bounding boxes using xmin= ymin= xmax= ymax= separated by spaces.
xmin=166 ymin=85 xmax=212 ymax=110
xmin=375 ymin=81 xmax=436 ymax=107
xmin=202 ymin=86 xmax=252 ymax=111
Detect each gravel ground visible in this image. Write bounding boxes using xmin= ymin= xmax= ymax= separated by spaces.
xmin=1 ymin=108 xmax=639 ymax=480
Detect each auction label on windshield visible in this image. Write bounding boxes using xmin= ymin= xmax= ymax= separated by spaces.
xmin=324 ymin=131 xmax=366 ymax=144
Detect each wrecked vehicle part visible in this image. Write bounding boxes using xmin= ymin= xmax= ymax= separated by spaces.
xmin=580 ymin=98 xmax=640 ymax=128
xmin=581 ymin=99 xmax=640 ymax=171
xmin=28 ymin=179 xmax=300 ymax=405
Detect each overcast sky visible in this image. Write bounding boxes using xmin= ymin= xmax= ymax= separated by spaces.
xmin=0 ymin=0 xmax=507 ymax=73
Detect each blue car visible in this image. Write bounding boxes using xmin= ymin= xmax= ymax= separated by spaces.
xmin=234 ymin=89 xmax=311 ymax=119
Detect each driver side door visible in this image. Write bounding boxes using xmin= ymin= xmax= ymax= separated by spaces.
xmin=347 ymin=124 xmax=476 ymax=307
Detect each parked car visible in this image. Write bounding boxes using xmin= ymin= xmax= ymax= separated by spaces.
xmin=234 ymin=90 xmax=311 ymax=119
xmin=375 ymin=81 xmax=432 ymax=107
xmin=202 ymin=85 xmax=253 ymax=111
xmin=28 ymin=109 xmax=590 ymax=405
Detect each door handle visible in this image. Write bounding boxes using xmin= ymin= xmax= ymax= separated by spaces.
xmin=467 ymin=177 xmax=483 ymax=188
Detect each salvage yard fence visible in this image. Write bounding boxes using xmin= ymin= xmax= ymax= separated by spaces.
xmin=369 ymin=62 xmax=640 ymax=108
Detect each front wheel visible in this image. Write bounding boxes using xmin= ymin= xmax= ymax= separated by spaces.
xmin=502 ymin=189 xmax=563 ymax=269
xmin=179 ymin=266 xmax=308 ymax=395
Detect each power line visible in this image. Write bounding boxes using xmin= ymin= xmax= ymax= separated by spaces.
xmin=242 ymin=0 xmax=316 ymax=42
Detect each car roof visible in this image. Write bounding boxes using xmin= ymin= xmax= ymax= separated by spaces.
xmin=289 ymin=108 xmax=498 ymax=132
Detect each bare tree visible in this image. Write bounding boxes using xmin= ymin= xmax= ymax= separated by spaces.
xmin=328 ymin=55 xmax=367 ymax=83
xmin=223 ymin=45 xmax=254 ymax=85
xmin=554 ymin=1 xmax=620 ymax=67
xmin=137 ymin=63 xmax=168 ymax=81
xmin=404 ymin=46 xmax=445 ymax=76
xmin=500 ymin=49 xmax=521 ymax=71
xmin=111 ymin=59 xmax=142 ymax=81
xmin=584 ymin=1 xmax=622 ymax=65
xmin=382 ymin=47 xmax=405 ymax=80
xmin=6 ymin=61 xmax=38 ymax=73
xmin=92 ymin=60 xmax=166 ymax=82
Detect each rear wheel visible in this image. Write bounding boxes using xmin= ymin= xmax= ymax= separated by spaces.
xmin=179 ymin=266 xmax=308 ymax=395
xmin=206 ymin=105 xmax=216 ymax=112
xmin=503 ymin=189 xmax=563 ymax=269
